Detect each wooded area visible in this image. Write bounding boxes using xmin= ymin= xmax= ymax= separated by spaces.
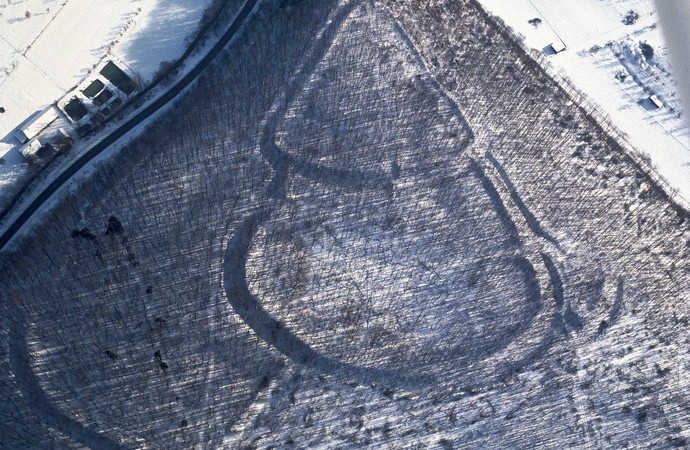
xmin=0 ymin=0 xmax=688 ymax=448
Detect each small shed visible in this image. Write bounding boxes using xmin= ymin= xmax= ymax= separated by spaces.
xmin=548 ymin=41 xmax=567 ymax=54
xmin=14 ymin=107 xmax=59 ymax=144
xmin=20 ymin=129 xmax=72 ymax=165
xmin=648 ymin=94 xmax=663 ymax=109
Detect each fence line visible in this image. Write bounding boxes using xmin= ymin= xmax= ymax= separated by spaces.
xmin=528 ymin=48 xmax=690 ymax=212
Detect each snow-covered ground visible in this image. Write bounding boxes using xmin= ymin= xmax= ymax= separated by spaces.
xmin=478 ymin=0 xmax=690 ymax=205
xmin=0 ymin=0 xmax=214 ymax=192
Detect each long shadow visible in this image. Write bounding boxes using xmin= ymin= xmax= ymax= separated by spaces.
xmin=541 ymin=251 xmax=584 ymax=333
xmin=541 ymin=252 xmax=564 ymax=309
xmin=469 ymin=159 xmax=522 ymax=247
xmin=609 ymin=279 xmax=624 ymax=325
xmin=7 ymin=318 xmax=129 ymax=450
xmin=486 ymin=151 xmax=562 ymax=250
xmin=541 ymin=252 xmax=567 ymax=335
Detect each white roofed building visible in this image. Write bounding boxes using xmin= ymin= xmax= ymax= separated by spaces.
xmin=13 ymin=106 xmax=60 ymax=144
xmin=548 ymin=40 xmax=566 ymax=54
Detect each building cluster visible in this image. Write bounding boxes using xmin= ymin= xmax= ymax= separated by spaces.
xmin=11 ymin=60 xmax=139 ymax=168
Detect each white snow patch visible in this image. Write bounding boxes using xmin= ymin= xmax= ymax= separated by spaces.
xmin=478 ymin=0 xmax=690 ymax=204
xmin=0 ymin=0 xmax=213 ymax=167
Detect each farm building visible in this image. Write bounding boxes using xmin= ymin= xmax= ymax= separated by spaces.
xmin=63 ymin=97 xmax=89 ymax=122
xmin=547 ymin=41 xmax=566 ymax=54
xmin=100 ymin=61 xmax=137 ymax=95
xmin=648 ymin=94 xmax=663 ymax=109
xmin=13 ymin=106 xmax=60 ymax=144
xmin=20 ymin=128 xmax=73 ymax=165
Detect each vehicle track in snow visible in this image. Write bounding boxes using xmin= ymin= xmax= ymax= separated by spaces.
xmin=221 ymin=0 xmax=577 ymax=391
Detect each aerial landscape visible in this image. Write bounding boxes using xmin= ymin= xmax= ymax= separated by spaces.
xmin=0 ymin=0 xmax=689 ymax=448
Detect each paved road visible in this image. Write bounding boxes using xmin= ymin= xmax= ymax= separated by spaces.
xmin=0 ymin=0 xmax=259 ymax=252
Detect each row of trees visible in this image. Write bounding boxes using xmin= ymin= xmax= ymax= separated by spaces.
xmin=384 ymin=0 xmax=690 ymax=447
xmin=0 ymin=0 xmax=340 ymax=447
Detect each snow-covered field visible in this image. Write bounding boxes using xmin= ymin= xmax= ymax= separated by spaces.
xmin=478 ymin=0 xmax=690 ymax=205
xmin=0 ymin=0 xmax=214 ymax=193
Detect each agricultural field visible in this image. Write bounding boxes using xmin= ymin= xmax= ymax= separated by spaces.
xmin=478 ymin=0 xmax=690 ymax=206
xmin=1 ymin=0 xmax=689 ymax=448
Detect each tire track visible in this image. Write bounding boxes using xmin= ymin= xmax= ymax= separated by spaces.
xmin=486 ymin=151 xmax=562 ymax=250
xmin=7 ymin=318 xmax=129 ymax=450
xmin=222 ymin=0 xmax=565 ymax=391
